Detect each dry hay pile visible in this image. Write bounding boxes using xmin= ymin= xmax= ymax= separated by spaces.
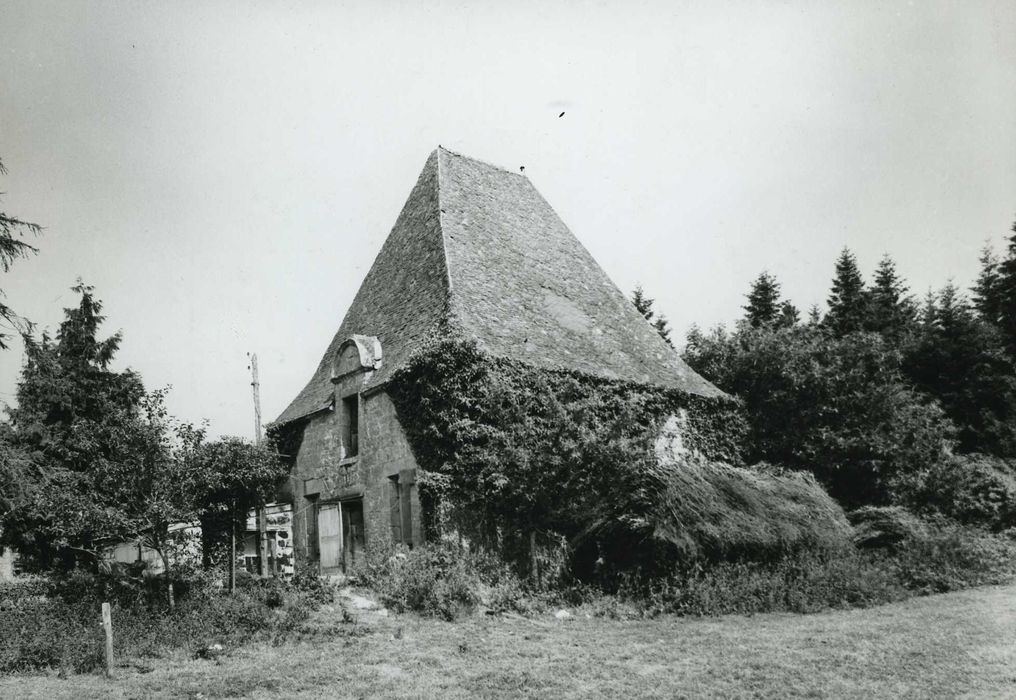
xmin=645 ymin=455 xmax=853 ymax=561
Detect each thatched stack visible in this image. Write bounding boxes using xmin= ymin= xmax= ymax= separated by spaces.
xmin=646 ymin=456 xmax=853 ymax=560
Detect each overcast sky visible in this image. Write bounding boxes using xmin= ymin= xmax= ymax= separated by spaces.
xmin=1 ymin=0 xmax=1014 ymax=438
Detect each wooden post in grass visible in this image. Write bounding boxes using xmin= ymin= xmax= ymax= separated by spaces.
xmin=229 ymin=500 xmax=236 ymax=594
xmin=529 ymin=530 xmax=539 ymax=587
xmin=101 ymin=602 xmax=113 ymax=677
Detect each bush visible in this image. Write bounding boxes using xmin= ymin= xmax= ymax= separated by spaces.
xmin=848 ymin=506 xmax=927 ymax=549
xmin=356 ymin=541 xmax=526 ymax=620
xmin=889 ymin=517 xmax=1016 ymax=593
xmin=683 ymin=325 xmax=952 ymax=507
xmin=0 ymin=569 xmax=330 ymax=675
xmin=907 ymin=454 xmax=1016 ymax=531
xmin=599 ymin=516 xmax=1016 ymax=617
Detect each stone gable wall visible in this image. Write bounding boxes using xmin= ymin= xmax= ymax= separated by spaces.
xmin=287 ymin=387 xmax=422 ymax=572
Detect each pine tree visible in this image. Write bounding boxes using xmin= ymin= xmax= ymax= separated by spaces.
xmin=630 ymin=285 xmax=673 ymax=346
xmin=905 ymin=282 xmax=1016 ymax=456
xmin=652 ymin=315 xmax=673 ymax=346
xmin=0 ymin=157 xmax=42 ymax=348
xmin=996 ymin=221 xmax=1016 ymax=356
xmin=866 ymin=254 xmax=916 ymax=338
xmin=631 ymin=285 xmax=653 ymax=320
xmin=972 ymin=243 xmax=1002 ymax=325
xmin=777 ymin=301 xmax=800 ymax=328
xmin=807 ymin=305 xmax=822 ymax=325
xmin=743 ymin=271 xmax=783 ymax=327
xmin=825 ymin=248 xmax=867 ymax=337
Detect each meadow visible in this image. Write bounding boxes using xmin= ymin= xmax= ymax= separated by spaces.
xmin=2 ymin=581 xmax=1015 ymax=699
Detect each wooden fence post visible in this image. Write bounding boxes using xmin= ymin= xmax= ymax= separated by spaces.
xmin=101 ymin=602 xmax=113 ymax=677
xmin=229 ymin=500 xmax=236 ymax=594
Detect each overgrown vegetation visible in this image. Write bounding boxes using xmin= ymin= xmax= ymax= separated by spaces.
xmin=684 ymin=230 xmax=1016 ymax=516
xmin=0 ymin=569 xmax=333 ymax=675
xmin=387 ymin=338 xmax=822 ymax=579
xmin=0 ymin=282 xmax=286 ymax=585
xmin=353 ymin=517 xmax=1016 ymax=621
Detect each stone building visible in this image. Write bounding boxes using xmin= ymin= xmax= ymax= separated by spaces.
xmin=271 ymin=147 xmax=722 ymax=575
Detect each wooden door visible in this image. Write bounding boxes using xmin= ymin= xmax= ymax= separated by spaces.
xmin=317 ymin=504 xmax=342 ymax=574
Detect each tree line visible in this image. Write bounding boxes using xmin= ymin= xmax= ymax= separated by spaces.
xmin=635 ymin=222 xmax=1016 ymax=520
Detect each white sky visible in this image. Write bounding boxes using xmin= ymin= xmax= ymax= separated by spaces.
xmin=1 ymin=0 xmax=1014 ymax=438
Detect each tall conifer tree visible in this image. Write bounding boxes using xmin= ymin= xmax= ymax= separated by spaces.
xmin=866 ymin=254 xmax=916 ymax=338
xmin=743 ymin=271 xmax=783 ymax=327
xmin=825 ymin=248 xmax=867 ymax=337
xmin=996 ymin=221 xmax=1016 ymax=356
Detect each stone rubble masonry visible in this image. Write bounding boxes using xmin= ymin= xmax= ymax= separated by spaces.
xmin=288 ymin=386 xmax=422 ymax=570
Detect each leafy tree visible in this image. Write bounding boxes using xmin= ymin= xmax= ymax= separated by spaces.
xmin=189 ymin=436 xmax=287 ymax=569
xmin=743 ymin=272 xmax=782 ymax=327
xmin=2 ymin=283 xmax=286 ymax=583
xmin=865 ymin=255 xmax=916 ymax=338
xmin=904 ymin=283 xmax=1016 ymax=456
xmin=631 ymin=285 xmax=673 ymax=346
xmin=3 ymin=282 xmax=147 ymax=567
xmin=0 ymin=157 xmax=42 ymax=348
xmin=684 ymin=323 xmax=951 ymax=507
xmin=824 ymin=248 xmax=868 ymax=337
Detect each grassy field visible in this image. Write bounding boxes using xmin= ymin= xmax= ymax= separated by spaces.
xmin=3 ymin=583 xmax=1016 ymax=699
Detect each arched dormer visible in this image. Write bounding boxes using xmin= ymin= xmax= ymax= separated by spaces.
xmin=332 ymin=335 xmax=383 ymax=380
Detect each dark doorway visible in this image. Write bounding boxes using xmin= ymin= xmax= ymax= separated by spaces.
xmin=341 ymin=498 xmax=365 ymax=571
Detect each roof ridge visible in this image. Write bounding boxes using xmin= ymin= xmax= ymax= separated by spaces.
xmin=436 ymin=145 xmax=527 ymax=179
xmin=435 ymin=148 xmax=456 ymax=322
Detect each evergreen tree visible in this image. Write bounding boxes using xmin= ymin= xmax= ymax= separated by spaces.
xmin=743 ymin=271 xmax=782 ymax=327
xmin=905 ymin=283 xmax=1016 ymax=456
xmin=866 ymin=254 xmax=916 ymax=337
xmin=777 ymin=301 xmax=800 ymax=328
xmin=825 ymin=248 xmax=868 ymax=337
xmin=996 ymin=221 xmax=1016 ymax=356
xmin=630 ymin=285 xmax=673 ymax=347
xmin=971 ymin=243 xmax=1002 ymax=325
xmin=631 ymin=285 xmax=653 ymax=320
xmin=0 ymin=157 xmax=42 ymax=348
xmin=806 ymin=304 xmax=822 ymax=325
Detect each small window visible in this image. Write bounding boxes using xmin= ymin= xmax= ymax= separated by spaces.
xmin=342 ymin=395 xmax=358 ymax=457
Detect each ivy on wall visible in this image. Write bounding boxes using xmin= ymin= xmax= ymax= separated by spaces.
xmin=386 ymin=339 xmax=751 ymax=575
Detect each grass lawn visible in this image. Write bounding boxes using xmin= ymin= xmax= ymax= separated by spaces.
xmin=3 ymin=583 xmax=1016 ymax=699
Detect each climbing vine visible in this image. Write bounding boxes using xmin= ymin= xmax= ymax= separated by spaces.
xmin=386 ymin=338 xmax=748 ymax=574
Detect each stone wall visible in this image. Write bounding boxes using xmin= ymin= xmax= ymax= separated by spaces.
xmin=286 ymin=386 xmax=422 ymax=572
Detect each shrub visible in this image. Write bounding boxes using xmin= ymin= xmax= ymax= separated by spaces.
xmin=907 ymin=454 xmax=1016 ymax=531
xmin=613 ymin=548 xmax=907 ymax=617
xmin=356 ymin=541 xmax=526 ymax=620
xmin=0 ymin=569 xmax=330 ymax=675
xmin=683 ymin=325 xmax=953 ymax=507
xmin=601 ymin=516 xmax=1016 ymax=617
xmin=848 ymin=506 xmax=928 ymax=549
xmin=888 ymin=517 xmax=1016 ymax=593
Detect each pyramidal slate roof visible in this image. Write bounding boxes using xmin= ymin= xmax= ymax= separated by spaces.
xmin=274 ymin=147 xmax=723 ymax=425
